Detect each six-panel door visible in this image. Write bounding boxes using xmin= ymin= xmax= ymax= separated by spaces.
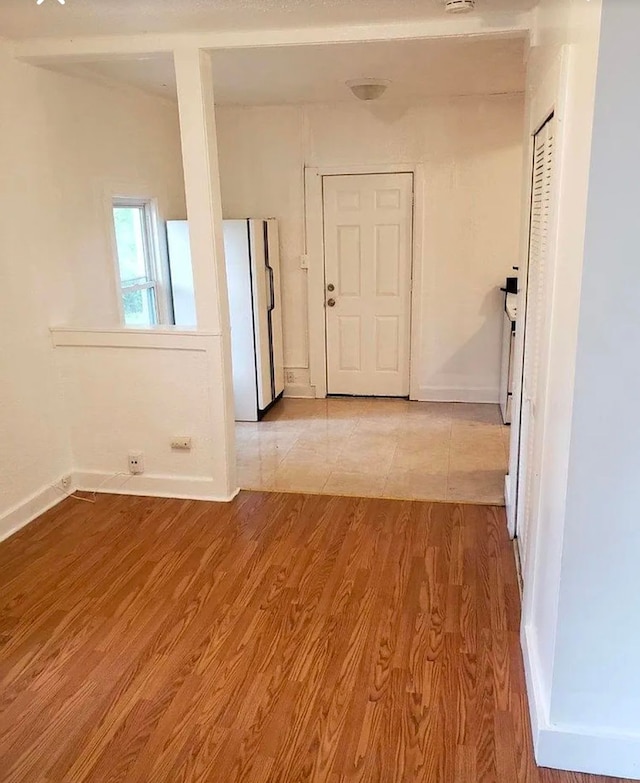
xmin=322 ymin=172 xmax=414 ymax=396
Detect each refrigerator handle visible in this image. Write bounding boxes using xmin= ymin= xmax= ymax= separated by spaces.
xmin=267 ymin=265 xmax=275 ymax=312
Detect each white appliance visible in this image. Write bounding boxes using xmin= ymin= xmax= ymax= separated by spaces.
xmin=166 ymin=218 xmax=285 ymax=422
xmin=500 ymin=292 xmax=517 ymax=424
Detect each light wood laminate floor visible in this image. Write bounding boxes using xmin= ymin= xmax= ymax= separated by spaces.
xmin=237 ymin=398 xmax=511 ymax=504
xmin=0 ymin=492 xmax=629 ymax=783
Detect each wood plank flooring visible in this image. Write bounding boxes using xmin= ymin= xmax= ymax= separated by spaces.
xmin=0 ymin=492 xmax=627 ymax=782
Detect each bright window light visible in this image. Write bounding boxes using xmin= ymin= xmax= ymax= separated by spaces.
xmin=112 ymin=200 xmax=160 ymax=327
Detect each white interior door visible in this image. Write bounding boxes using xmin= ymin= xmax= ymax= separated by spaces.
xmin=323 ymin=172 xmax=413 ymax=396
xmin=516 ymin=116 xmax=556 ymax=568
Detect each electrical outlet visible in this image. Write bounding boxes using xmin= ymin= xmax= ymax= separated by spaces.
xmin=285 ymin=370 xmax=296 ymax=384
xmin=300 ymin=254 xmax=309 ymax=270
xmin=128 ymin=451 xmax=144 ymax=475
xmin=171 ymin=436 xmax=192 ymax=451
xmin=60 ymin=474 xmax=72 ymax=491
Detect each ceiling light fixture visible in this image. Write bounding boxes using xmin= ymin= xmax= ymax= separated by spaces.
xmin=346 ymin=78 xmax=390 ymax=102
xmin=444 ymin=0 xmax=475 ymax=12
xmin=37 ymin=0 xmax=66 ymax=5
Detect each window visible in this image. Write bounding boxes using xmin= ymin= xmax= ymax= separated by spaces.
xmin=112 ymin=198 xmax=161 ymax=327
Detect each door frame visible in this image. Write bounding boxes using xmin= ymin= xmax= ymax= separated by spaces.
xmin=514 ymin=113 xmax=556 ymax=568
xmin=304 ymin=163 xmax=425 ymax=399
xmin=507 ymin=48 xmax=577 ymax=638
xmin=506 ymin=53 xmax=566 ymax=547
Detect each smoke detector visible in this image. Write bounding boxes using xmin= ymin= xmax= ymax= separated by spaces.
xmin=445 ymin=0 xmax=475 ymax=12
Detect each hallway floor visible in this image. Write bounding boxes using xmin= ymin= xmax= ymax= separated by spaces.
xmin=236 ymin=398 xmax=510 ymax=505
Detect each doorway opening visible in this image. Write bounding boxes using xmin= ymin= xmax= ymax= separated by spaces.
xmin=212 ymin=38 xmax=525 ymax=504
xmin=234 ymin=166 xmax=509 ymax=503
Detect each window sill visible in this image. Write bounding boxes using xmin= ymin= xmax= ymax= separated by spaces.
xmin=49 ymin=326 xmax=222 ymax=351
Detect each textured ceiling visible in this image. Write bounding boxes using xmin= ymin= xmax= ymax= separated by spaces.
xmin=0 ymin=0 xmax=536 ymax=39
xmin=209 ymin=37 xmax=527 ymax=105
xmin=49 ymin=36 xmax=526 ymax=104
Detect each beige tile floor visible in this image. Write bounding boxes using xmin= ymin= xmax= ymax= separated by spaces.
xmin=235 ymin=397 xmax=511 ymax=505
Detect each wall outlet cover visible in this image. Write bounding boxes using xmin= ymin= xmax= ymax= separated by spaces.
xmin=128 ymin=451 xmax=144 ymax=475
xmin=60 ymin=475 xmax=72 ymax=491
xmin=171 ymin=436 xmax=192 ymax=451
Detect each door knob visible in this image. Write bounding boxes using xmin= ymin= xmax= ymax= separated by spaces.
xmin=327 ymin=298 xmax=336 ymax=307
xmin=327 ymin=283 xmax=335 ymax=292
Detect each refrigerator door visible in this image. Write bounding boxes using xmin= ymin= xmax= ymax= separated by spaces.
xmin=223 ymin=220 xmax=259 ymax=422
xmin=248 ymin=220 xmax=275 ymax=413
xmin=266 ymin=219 xmax=285 ymax=398
xmin=166 ymin=220 xmax=197 ymax=327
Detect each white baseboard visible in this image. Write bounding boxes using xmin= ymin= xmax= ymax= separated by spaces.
xmin=73 ymin=471 xmax=240 ymax=503
xmin=416 ymin=385 xmax=500 ymax=404
xmin=522 ymin=624 xmax=640 ymax=780
xmin=283 ymin=383 xmax=316 ymax=399
xmin=0 ymin=478 xmax=71 ymax=543
xmin=0 ymin=473 xmax=241 ymax=546
xmin=536 ymin=722 xmax=640 ymax=780
xmin=505 ymin=474 xmax=516 ymax=536
xmin=521 ymin=623 xmax=547 ymax=748
xmin=0 ymin=472 xmax=241 ymax=546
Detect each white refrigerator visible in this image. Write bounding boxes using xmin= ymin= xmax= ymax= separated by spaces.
xmin=166 ymin=218 xmax=285 ymax=422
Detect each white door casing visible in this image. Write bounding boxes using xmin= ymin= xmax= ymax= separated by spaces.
xmin=322 ymin=172 xmax=413 ymax=397
xmin=516 ymin=116 xmax=556 ymax=568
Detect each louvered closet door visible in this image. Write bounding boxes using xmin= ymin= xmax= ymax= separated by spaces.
xmin=517 ymin=116 xmax=555 ymax=568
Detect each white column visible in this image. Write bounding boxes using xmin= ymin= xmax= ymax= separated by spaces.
xmin=173 ymin=48 xmax=237 ymax=497
xmin=173 ymin=48 xmax=229 ymax=332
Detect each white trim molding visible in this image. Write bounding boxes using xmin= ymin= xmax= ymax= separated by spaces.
xmin=73 ymin=471 xmax=240 ymax=503
xmin=106 ymin=187 xmax=173 ymax=328
xmin=535 ymin=726 xmax=640 ymax=780
xmin=284 ymin=383 xmax=316 ymax=399
xmin=50 ymin=326 xmax=219 ymax=350
xmin=522 ymin=624 xmax=640 ymax=780
xmin=417 ymin=385 xmax=499 ymax=404
xmin=13 ymin=16 xmax=531 ymax=62
xmin=304 ymin=166 xmax=327 ymax=398
xmin=521 ymin=623 xmax=548 ymax=752
xmin=0 ymin=471 xmax=241 ymax=545
xmin=304 ymin=163 xmax=425 ymax=400
xmin=0 ymin=477 xmax=72 ymax=543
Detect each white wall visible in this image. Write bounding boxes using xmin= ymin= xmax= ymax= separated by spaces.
xmin=40 ymin=52 xmax=238 ymax=505
xmin=547 ymin=0 xmax=640 ymax=773
xmin=0 ymin=48 xmax=196 ymax=536
xmin=38 ymin=68 xmax=187 ymax=327
xmin=52 ymin=329 xmax=236 ymax=501
xmin=0 ymin=46 xmax=72 ymax=538
xmin=216 ymin=95 xmax=524 ymax=401
xmin=517 ymin=0 xmax=603 ymax=724
xmin=516 ymin=0 xmax=640 ymax=777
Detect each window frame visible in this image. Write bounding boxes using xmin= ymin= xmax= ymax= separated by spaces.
xmin=111 ymin=195 xmax=169 ymax=327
